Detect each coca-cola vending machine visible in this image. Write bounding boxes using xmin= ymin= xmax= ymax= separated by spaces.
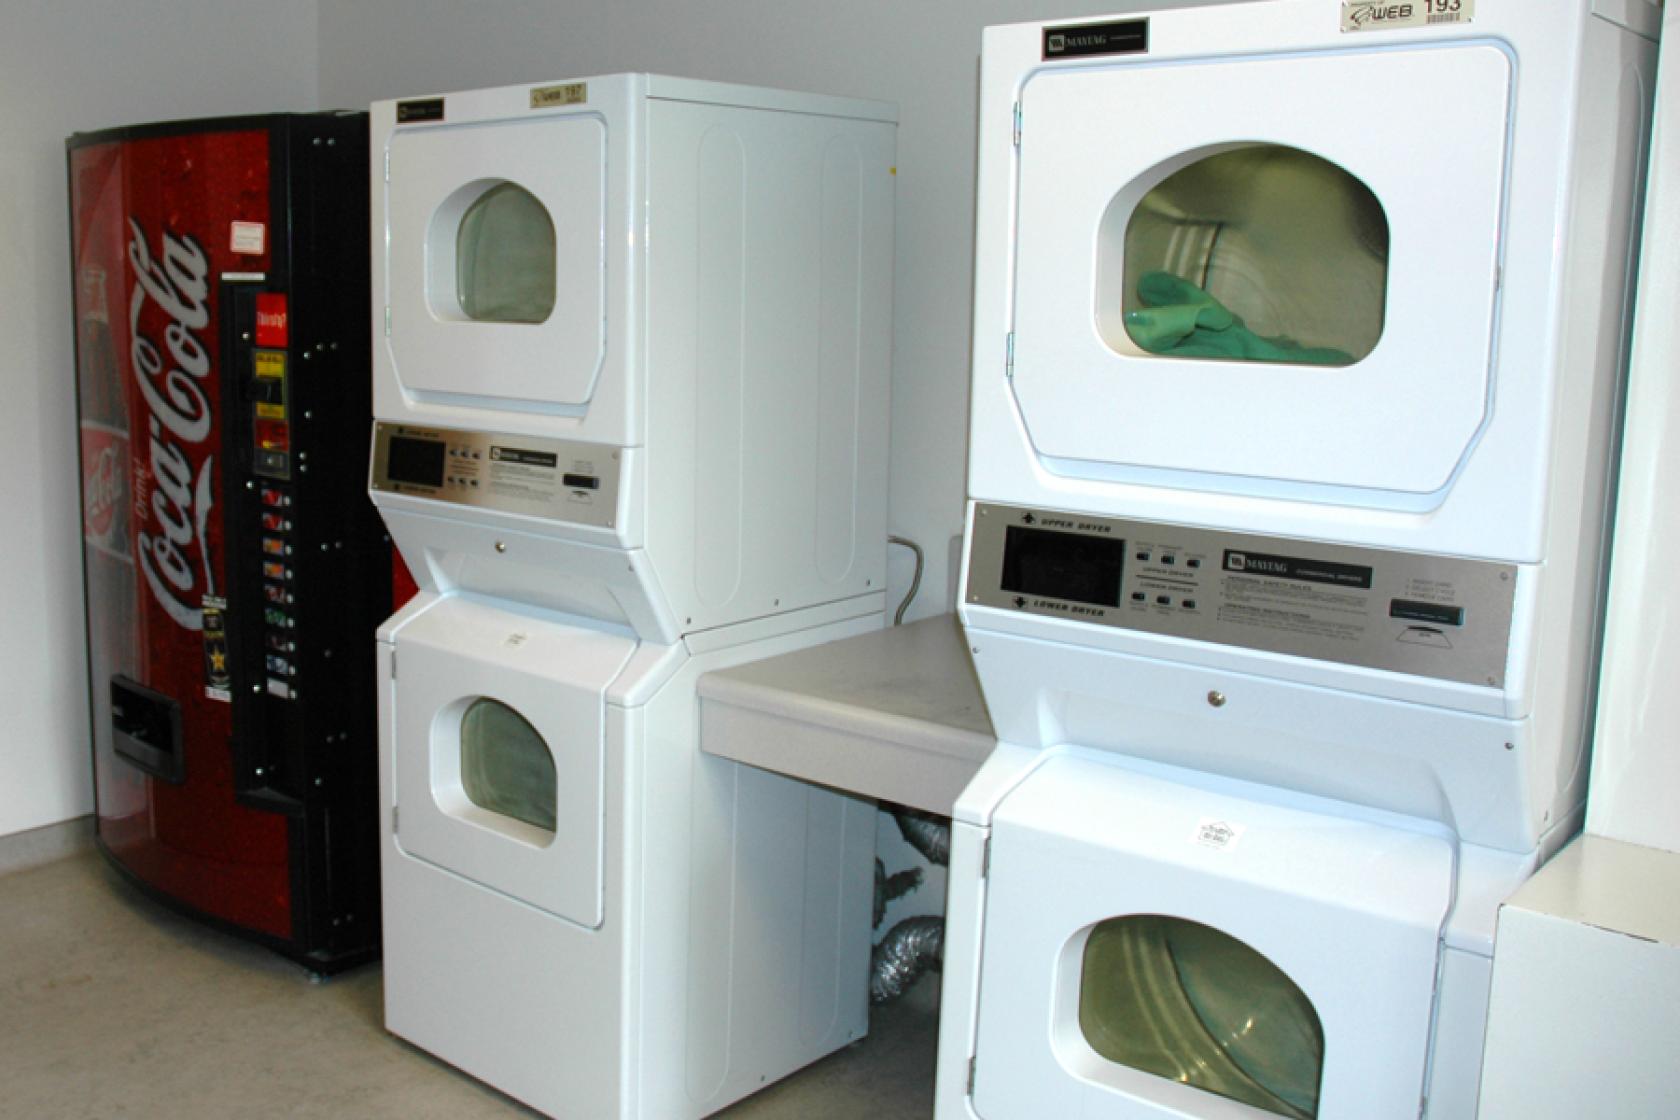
xmin=68 ymin=113 xmax=389 ymax=973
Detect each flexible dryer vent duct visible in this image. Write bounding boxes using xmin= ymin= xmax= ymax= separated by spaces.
xmin=870 ymin=916 xmax=945 ymax=1004
xmin=875 ymin=858 xmax=924 ymax=928
xmin=891 ymin=806 xmax=950 ymax=866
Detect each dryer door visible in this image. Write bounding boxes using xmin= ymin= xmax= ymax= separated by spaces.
xmin=385 ymin=113 xmax=607 ymax=408
xmin=1009 ymin=44 xmax=1510 ymax=501
xmin=391 ymin=596 xmax=635 ymax=928
xmin=970 ymin=754 xmax=1452 ymax=1119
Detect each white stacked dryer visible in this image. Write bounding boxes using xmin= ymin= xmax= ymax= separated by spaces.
xmin=366 ymin=75 xmax=897 ymax=1118
xmin=939 ymin=3 xmax=1659 ymax=1118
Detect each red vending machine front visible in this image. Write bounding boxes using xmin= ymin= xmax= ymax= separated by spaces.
xmin=68 ymin=114 xmax=387 ymax=972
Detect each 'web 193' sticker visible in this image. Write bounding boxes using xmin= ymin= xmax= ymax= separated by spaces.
xmin=1342 ymin=0 xmax=1473 ymax=33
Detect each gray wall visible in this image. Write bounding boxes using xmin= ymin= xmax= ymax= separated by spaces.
xmin=0 ymin=0 xmax=318 ymax=837
xmin=317 ymin=0 xmax=1124 ymax=624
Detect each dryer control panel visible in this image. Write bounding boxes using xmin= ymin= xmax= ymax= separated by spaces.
xmin=371 ymin=422 xmax=621 ymax=529
xmin=966 ymin=502 xmax=1517 ymax=688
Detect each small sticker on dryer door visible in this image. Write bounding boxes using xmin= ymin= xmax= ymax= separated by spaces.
xmin=1341 ymin=1 xmax=1473 ymax=32
xmin=1193 ymin=818 xmax=1246 ymax=851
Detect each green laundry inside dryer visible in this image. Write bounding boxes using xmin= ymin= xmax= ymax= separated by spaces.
xmin=1078 ymin=915 xmax=1324 ymax=1119
xmin=1125 ymin=271 xmax=1354 ymax=366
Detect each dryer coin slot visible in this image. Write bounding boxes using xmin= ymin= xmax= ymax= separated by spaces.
xmin=1389 ymin=599 xmax=1465 ymax=627
xmin=1398 ymin=626 xmax=1454 ymax=649
xmin=562 ymin=473 xmax=599 ymax=490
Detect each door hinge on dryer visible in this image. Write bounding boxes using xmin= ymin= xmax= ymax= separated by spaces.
xmin=383 ymin=151 xmax=390 ymax=182
xmin=1012 ymin=102 xmax=1021 ymax=148
xmin=391 ymin=805 xmax=398 ymax=834
xmin=967 ymin=1056 xmax=978 ymax=1096
xmin=1005 ymin=333 xmax=1015 ymax=380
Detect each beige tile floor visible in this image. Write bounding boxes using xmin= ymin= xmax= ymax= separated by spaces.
xmin=0 ymin=850 xmax=938 ymax=1119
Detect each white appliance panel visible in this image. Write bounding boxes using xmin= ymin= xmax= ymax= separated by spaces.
xmin=385 ymin=113 xmax=609 ymax=409
xmin=1010 ymin=44 xmax=1509 ymax=499
xmin=971 ymin=753 xmax=1452 ymax=1119
xmin=642 ymin=97 xmax=896 ymax=631
xmin=392 ymin=595 xmax=635 ymax=928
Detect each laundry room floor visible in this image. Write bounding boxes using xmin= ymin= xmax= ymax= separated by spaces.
xmin=0 ymin=848 xmax=939 ymax=1119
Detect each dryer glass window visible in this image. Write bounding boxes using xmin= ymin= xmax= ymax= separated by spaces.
xmin=1099 ymin=146 xmax=1388 ymax=367
xmin=1078 ymin=915 xmax=1324 ymax=1118
xmin=455 ymin=182 xmax=557 ymax=323
xmin=459 ymin=698 xmax=557 ymax=835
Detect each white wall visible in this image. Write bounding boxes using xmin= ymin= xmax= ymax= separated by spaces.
xmin=1587 ymin=0 xmax=1680 ymax=854
xmin=0 ymin=1 xmax=319 ymax=838
xmin=316 ymin=0 xmax=1125 ymax=628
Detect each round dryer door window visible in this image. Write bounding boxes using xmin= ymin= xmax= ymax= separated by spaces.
xmin=1078 ymin=915 xmax=1324 ymax=1119
xmin=1098 ymin=145 xmax=1388 ymax=369
xmin=452 ymin=182 xmax=558 ymax=324
xmin=459 ymin=697 xmax=557 ymax=836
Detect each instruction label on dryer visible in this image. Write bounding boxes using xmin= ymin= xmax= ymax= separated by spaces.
xmin=1342 ymin=1 xmax=1474 ymax=32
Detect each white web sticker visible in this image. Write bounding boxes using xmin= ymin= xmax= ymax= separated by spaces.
xmin=1193 ymin=818 xmax=1247 ymax=851
xmin=1342 ymin=0 xmax=1474 ymax=33
xmin=230 ymin=221 xmax=266 ymax=255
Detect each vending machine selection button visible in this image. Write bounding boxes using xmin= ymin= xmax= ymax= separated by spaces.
xmin=254 ymin=292 xmax=288 ymax=348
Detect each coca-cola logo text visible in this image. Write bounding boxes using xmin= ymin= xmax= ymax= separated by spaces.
xmin=128 ymin=218 xmax=217 ymax=631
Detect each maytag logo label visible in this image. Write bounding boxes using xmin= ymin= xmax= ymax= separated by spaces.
xmin=1042 ymin=19 xmax=1148 ymax=60
xmin=396 ymin=98 xmax=445 ymax=124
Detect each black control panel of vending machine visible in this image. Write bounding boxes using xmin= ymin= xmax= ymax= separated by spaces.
xmin=214 ymin=114 xmax=391 ymax=966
